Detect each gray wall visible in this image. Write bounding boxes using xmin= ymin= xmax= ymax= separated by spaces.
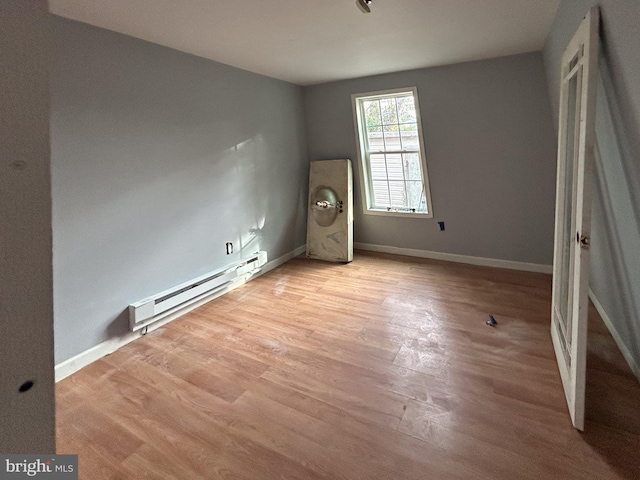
xmin=544 ymin=1 xmax=640 ymax=371
xmin=0 ymin=1 xmax=56 ymax=453
xmin=51 ymin=18 xmax=308 ymax=364
xmin=303 ymin=53 xmax=558 ymax=265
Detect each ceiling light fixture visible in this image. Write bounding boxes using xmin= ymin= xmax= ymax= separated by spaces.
xmin=357 ymin=0 xmax=372 ymax=14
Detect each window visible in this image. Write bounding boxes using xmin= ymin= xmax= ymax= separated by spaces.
xmin=352 ymin=87 xmax=433 ymax=217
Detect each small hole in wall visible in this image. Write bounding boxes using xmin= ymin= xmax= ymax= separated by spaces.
xmin=19 ymin=380 xmax=34 ymax=393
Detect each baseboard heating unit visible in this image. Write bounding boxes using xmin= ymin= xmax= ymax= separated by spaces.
xmin=128 ymin=251 xmax=267 ymax=332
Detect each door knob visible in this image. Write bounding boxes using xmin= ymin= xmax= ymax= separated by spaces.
xmin=576 ymin=232 xmax=590 ymax=249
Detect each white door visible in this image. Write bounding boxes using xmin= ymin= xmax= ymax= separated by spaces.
xmin=306 ymin=159 xmax=354 ymax=263
xmin=550 ymin=7 xmax=600 ymax=431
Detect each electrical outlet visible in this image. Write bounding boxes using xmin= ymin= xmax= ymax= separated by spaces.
xmin=225 ymin=242 xmax=233 ymax=254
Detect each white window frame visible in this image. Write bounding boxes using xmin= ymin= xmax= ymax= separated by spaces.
xmin=352 ymin=86 xmax=433 ymax=218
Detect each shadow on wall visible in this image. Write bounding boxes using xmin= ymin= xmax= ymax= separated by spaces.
xmin=106 ymin=309 xmax=130 ymax=339
xmin=590 ymin=47 xmax=640 ymax=371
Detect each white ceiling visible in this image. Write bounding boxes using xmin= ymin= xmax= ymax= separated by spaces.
xmin=49 ymin=0 xmax=561 ymax=86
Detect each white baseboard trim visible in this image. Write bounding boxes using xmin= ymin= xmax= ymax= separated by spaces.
xmin=354 ymin=242 xmax=552 ymax=274
xmin=257 ymin=244 xmax=306 ymax=276
xmin=589 ymin=289 xmax=640 ymax=382
xmin=54 ymin=245 xmax=306 ymax=382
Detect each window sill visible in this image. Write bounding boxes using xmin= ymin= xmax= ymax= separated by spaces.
xmin=363 ymin=209 xmax=433 ymax=219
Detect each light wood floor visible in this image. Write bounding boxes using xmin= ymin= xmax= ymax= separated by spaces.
xmin=56 ymin=251 xmax=640 ymax=479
